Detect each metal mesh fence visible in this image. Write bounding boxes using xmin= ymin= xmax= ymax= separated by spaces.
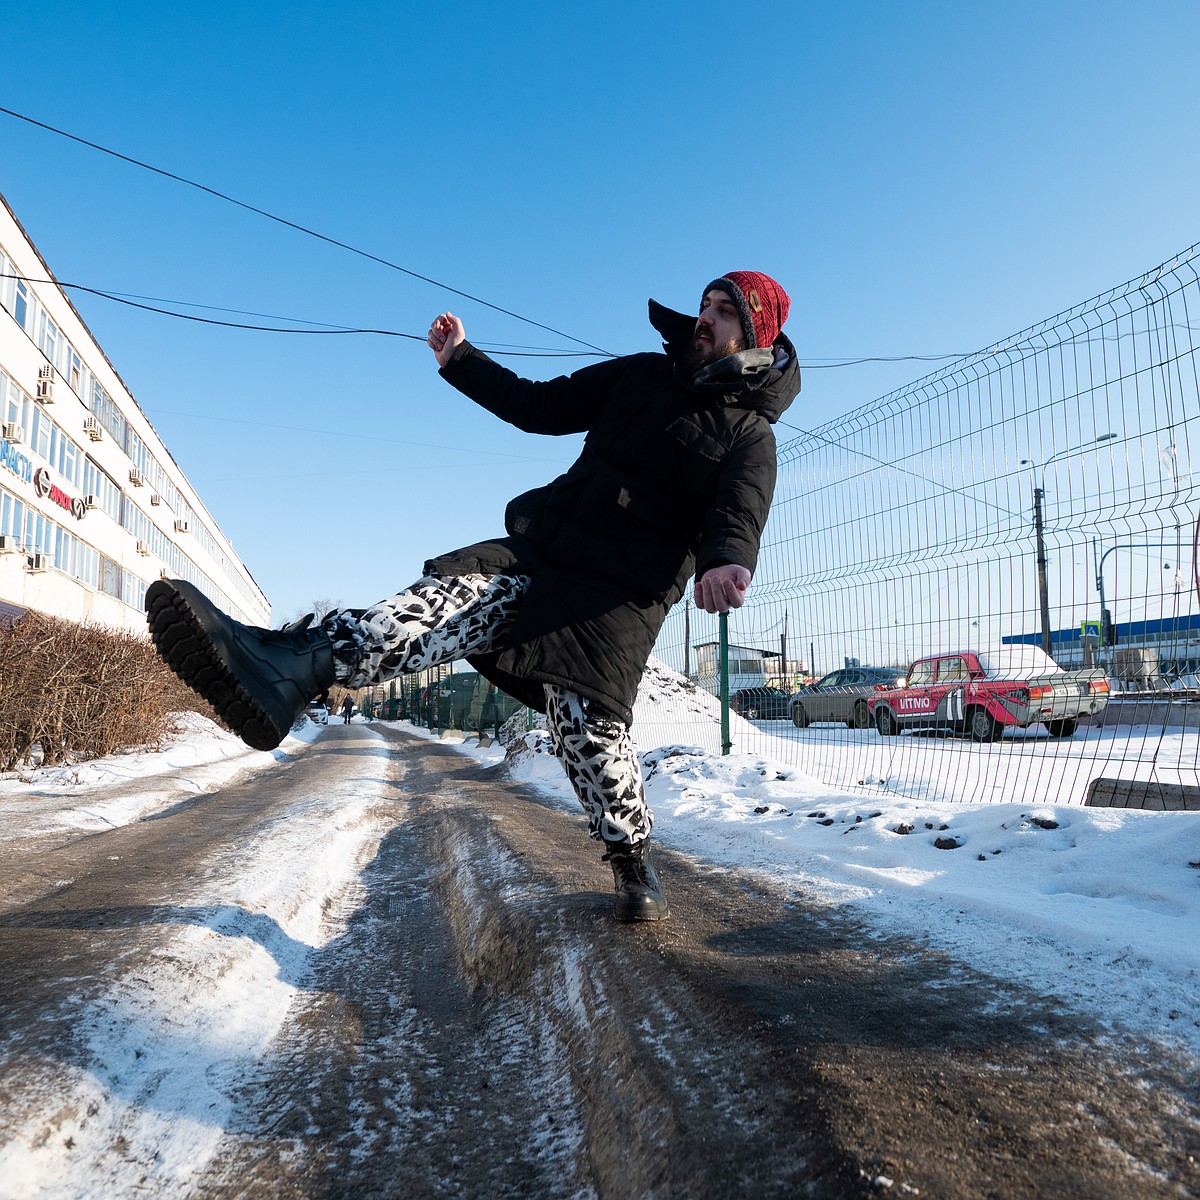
xmin=646 ymin=244 xmax=1200 ymax=807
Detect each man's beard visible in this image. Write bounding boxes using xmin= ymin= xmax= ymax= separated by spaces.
xmin=680 ymin=333 xmax=745 ymax=377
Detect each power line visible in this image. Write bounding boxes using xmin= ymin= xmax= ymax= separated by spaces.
xmin=0 ymin=104 xmax=613 ymax=356
xmin=799 ymin=353 xmax=975 ymax=367
xmin=8 ymin=110 xmax=1199 ymax=375
xmin=3 ymin=269 xmax=972 ymax=365
xmin=1 ymin=273 xmax=600 ymax=357
xmin=10 ymin=269 xmax=1194 ymax=375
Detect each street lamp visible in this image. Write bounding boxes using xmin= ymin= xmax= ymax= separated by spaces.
xmin=1020 ymin=433 xmax=1117 ymax=656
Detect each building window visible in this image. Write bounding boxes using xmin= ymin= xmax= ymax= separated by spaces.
xmin=27 ymin=406 xmax=51 ymax=460
xmin=82 ymin=459 xmax=120 ymax=520
xmin=37 ymin=311 xmax=60 ymax=368
xmin=21 ymin=508 xmax=53 ymax=555
xmin=13 ymin=278 xmax=28 ymax=331
xmin=0 ymin=370 xmax=27 ymax=427
xmin=122 ymin=571 xmax=147 ymax=612
xmin=91 ymin=379 xmax=126 ymax=447
xmin=53 ymin=525 xmax=99 ymax=587
xmin=0 ymin=486 xmax=26 ymax=542
xmin=100 ymin=555 xmax=120 ymax=598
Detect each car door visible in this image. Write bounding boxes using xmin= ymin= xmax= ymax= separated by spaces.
xmin=932 ymin=655 xmax=970 ymax=727
xmin=835 ymin=667 xmax=864 ymax=720
xmin=894 ymin=658 xmax=937 ymax=725
xmin=808 ymin=671 xmax=844 ymax=721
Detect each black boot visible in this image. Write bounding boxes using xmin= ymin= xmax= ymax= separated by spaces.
xmin=604 ymin=841 xmax=669 ymax=922
xmin=146 ymin=578 xmax=335 ymax=752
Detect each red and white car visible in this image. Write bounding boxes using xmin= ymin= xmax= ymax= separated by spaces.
xmin=868 ymin=646 xmax=1110 ymax=741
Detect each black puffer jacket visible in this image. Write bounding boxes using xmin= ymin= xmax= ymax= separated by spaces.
xmin=426 ymin=300 xmax=801 ymax=725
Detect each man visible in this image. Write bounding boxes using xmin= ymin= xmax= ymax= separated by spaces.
xmin=340 ymin=694 xmax=354 ymax=724
xmin=146 ymin=271 xmax=798 ymax=923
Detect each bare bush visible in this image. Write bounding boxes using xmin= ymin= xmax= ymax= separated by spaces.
xmin=0 ymin=612 xmax=216 ymax=772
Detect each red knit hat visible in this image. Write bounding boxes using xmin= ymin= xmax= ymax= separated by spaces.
xmin=704 ymin=271 xmax=791 ymax=349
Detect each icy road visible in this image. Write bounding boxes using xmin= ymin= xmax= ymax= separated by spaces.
xmin=1 ymin=722 xmax=1197 ymax=1198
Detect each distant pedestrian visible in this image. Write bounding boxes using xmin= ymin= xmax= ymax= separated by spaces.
xmin=340 ymin=695 xmax=354 ymax=724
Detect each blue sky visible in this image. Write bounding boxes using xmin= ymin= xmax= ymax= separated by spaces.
xmin=2 ymin=0 xmax=1199 ymax=621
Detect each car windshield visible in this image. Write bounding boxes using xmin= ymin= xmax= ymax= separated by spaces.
xmin=907 ymin=660 xmax=936 ymax=684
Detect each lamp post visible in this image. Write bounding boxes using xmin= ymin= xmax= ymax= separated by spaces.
xmin=1020 ymin=433 xmax=1117 ymax=657
xmin=1031 ymin=482 xmax=1052 ymax=656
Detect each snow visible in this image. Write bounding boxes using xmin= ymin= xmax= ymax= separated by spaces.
xmin=1 ymin=667 xmax=1198 ymax=1194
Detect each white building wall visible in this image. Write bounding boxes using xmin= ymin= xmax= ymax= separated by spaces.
xmin=0 ymin=191 xmax=270 ymax=633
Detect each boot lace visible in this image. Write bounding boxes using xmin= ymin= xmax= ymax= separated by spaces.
xmin=603 ymin=843 xmax=650 ymax=888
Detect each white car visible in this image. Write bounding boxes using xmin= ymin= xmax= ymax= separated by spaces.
xmin=307 ymin=701 xmax=330 ymax=725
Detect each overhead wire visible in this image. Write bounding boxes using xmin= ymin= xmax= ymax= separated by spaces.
xmin=0 ymin=273 xmax=598 ymax=357
xmin=11 ymin=110 xmax=1187 ymax=373
xmin=0 ymin=104 xmax=613 ymax=356
xmin=0 ymin=106 xmax=1122 ymax=373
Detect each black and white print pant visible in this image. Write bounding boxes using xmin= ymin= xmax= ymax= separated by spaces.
xmin=322 ymin=573 xmax=651 ymax=847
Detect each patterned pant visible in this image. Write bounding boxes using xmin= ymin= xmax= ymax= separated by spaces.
xmin=323 ymin=574 xmax=651 ymax=847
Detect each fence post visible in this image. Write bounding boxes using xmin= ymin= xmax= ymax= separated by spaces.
xmin=719 ymin=611 xmax=731 ymax=755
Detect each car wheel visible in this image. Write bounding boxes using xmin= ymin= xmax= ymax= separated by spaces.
xmin=875 ymin=706 xmax=898 ymax=736
xmin=791 ymin=703 xmax=810 ymax=728
xmin=968 ymin=706 xmax=1003 ymax=742
xmin=849 ymin=701 xmax=870 ymax=729
xmin=745 ymin=706 xmax=760 ymax=720
xmin=1044 ymin=718 xmax=1078 ymax=737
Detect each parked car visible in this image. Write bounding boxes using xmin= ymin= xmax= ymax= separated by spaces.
xmin=730 ymin=686 xmax=792 ymax=720
xmin=307 ymin=700 xmax=330 ymax=725
xmin=789 ymin=666 xmax=906 ymax=728
xmin=869 ymin=646 xmax=1110 ymax=741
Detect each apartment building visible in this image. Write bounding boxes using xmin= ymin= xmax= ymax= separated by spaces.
xmin=0 ymin=190 xmax=269 ymax=632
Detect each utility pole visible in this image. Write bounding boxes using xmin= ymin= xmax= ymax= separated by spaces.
xmin=1033 ymin=486 xmax=1052 ymax=655
xmin=780 ymin=609 xmax=788 ymax=688
xmin=1021 ymin=433 xmax=1116 ymax=662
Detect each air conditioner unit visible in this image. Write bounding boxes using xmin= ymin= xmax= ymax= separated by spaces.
xmin=25 ymin=552 xmax=48 ymax=572
xmin=38 ymin=364 xmax=54 ymax=381
xmin=159 ymin=568 xmax=172 ymax=580
xmin=150 ymin=493 xmax=162 ymax=506
xmin=174 ymin=519 xmax=189 ymax=533
xmin=0 ymin=534 xmax=20 ymax=553
xmin=129 ymin=469 xmax=145 ymax=487
xmin=2 ymin=423 xmax=22 ymax=443
xmin=136 ymin=540 xmax=151 ymax=556
xmin=83 ymin=416 xmax=103 ymax=442
xmin=84 ymin=494 xmax=99 ymax=510
xmin=36 ymin=378 xmax=54 ymax=404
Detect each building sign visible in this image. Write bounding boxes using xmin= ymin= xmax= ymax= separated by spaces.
xmin=33 ymin=467 xmax=86 ymax=521
xmin=0 ymin=436 xmax=33 ymax=485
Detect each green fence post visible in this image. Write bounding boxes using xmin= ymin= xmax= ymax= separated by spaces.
xmin=720 ymin=611 xmax=731 ymax=755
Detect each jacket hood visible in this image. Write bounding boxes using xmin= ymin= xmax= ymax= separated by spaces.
xmin=648 ymin=298 xmax=800 ymax=424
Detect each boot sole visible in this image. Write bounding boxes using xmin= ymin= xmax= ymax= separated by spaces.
xmin=614 ymin=906 xmax=670 ymax=923
xmin=146 ymin=580 xmax=287 ymax=752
